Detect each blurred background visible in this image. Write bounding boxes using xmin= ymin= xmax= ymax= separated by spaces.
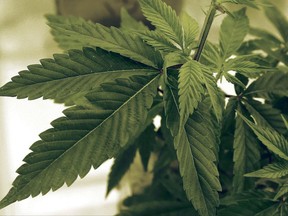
xmin=0 ymin=0 xmax=287 ymax=215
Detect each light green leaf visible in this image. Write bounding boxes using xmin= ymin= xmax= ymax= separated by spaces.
xmin=233 ymin=105 xmax=260 ymax=193
xmin=139 ymin=30 xmax=179 ymax=53
xmin=180 ymin=12 xmax=199 ymax=51
xmin=0 ymin=75 xmax=159 ymax=209
xmin=46 ymin=15 xmax=163 ymax=68
xmin=245 ymin=161 xmax=288 ymax=179
xmin=263 ymin=1 xmax=288 ymax=42
xmin=221 ymin=0 xmax=259 ymax=9
xmin=201 ymin=66 xmax=223 ymax=122
xmin=164 ymin=52 xmax=188 ymax=69
xmin=120 ymin=7 xmax=148 ymax=32
xmin=224 ymin=55 xmax=268 ymax=78
xmin=274 ymin=181 xmax=288 ymax=200
xmin=244 ymin=71 xmax=288 ymax=100
xmin=174 ymin=98 xmax=221 ymax=216
xmin=138 ymin=0 xmax=184 ymax=49
xmin=219 ymin=8 xmax=249 ymax=60
xmin=0 ymin=48 xmax=158 ymax=105
xmin=282 ymin=115 xmax=288 ymax=130
xmin=224 ymin=72 xmax=246 ymax=89
xmin=238 ymin=112 xmax=288 ymax=161
xmin=106 ymin=144 xmax=137 ymax=196
xmin=178 ymin=60 xmax=205 ymax=126
xmin=200 ymin=42 xmax=221 ymax=70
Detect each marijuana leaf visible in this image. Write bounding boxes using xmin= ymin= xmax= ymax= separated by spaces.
xmin=201 ymin=66 xmax=223 ymax=122
xmin=220 ymin=0 xmax=259 ymax=9
xmin=263 ymin=1 xmax=288 ymax=43
xmin=174 ymin=98 xmax=221 ymax=216
xmin=138 ymin=0 xmax=184 ymax=50
xmin=219 ymin=8 xmax=249 ymax=60
xmin=180 ymin=12 xmax=199 ymax=52
xmin=244 ymin=71 xmax=288 ymax=100
xmin=0 ymin=48 xmax=159 ymax=105
xmin=178 ymin=60 xmax=205 ymax=126
xmin=238 ymin=112 xmax=288 ymax=161
xmin=106 ymin=144 xmax=137 ymax=196
xmin=46 ymin=15 xmax=163 ymax=68
xmin=140 ymin=30 xmax=179 ymax=53
xmin=0 ymin=75 xmax=159 ymax=209
xmin=233 ymin=104 xmax=260 ymax=193
xmin=245 ymin=161 xmax=288 ymax=179
xmin=243 ymin=100 xmax=287 ymax=135
xmin=274 ymin=181 xmax=288 ymax=200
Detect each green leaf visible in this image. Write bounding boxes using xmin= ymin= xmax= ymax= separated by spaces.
xmin=46 ymin=15 xmax=163 ymax=68
xmin=238 ymin=112 xmax=288 ymax=161
xmin=232 ymin=104 xmax=260 ymax=193
xmin=274 ymin=181 xmax=288 ymax=200
xmin=243 ymin=100 xmax=287 ymax=135
xmin=138 ymin=125 xmax=156 ymax=171
xmin=263 ymin=1 xmax=288 ymax=42
xmin=0 ymin=48 xmax=158 ymax=104
xmin=180 ymin=12 xmax=199 ymax=51
xmin=282 ymin=115 xmax=288 ymax=130
xmin=219 ymin=190 xmax=279 ymax=216
xmin=252 ymin=39 xmax=288 ymax=65
xmin=249 ymin=28 xmax=282 ymax=46
xmin=201 ymin=66 xmax=224 ymax=122
xmin=178 ymin=60 xmax=205 ymax=126
xmin=221 ymin=0 xmax=259 ymax=9
xmin=139 ymin=30 xmax=179 ymax=53
xmin=162 ymin=72 xmax=180 ymax=136
xmin=106 ymin=144 xmax=137 ymax=196
xmin=200 ymin=42 xmax=221 ymax=70
xmin=244 ymin=71 xmax=288 ymax=100
xmin=163 ymin=74 xmax=220 ymax=216
xmin=174 ymin=98 xmax=221 ymax=216
xmin=218 ymin=199 xmax=279 ymax=216
xmin=224 ymin=55 xmax=268 ymax=78
xmin=0 ymin=75 xmax=159 ymax=209
xmin=245 ymin=161 xmax=288 ymax=179
xmin=118 ymin=200 xmax=197 ymax=216
xmin=224 ymin=72 xmax=246 ymax=89
xmin=120 ymin=8 xmax=148 ymax=32
xmin=219 ymin=8 xmax=249 ymax=60
xmin=138 ymin=0 xmax=184 ymax=49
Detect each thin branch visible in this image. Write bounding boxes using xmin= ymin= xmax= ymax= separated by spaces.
xmin=193 ymin=1 xmax=217 ymax=61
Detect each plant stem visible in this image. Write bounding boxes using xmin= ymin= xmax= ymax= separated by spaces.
xmin=193 ymin=1 xmax=217 ymax=61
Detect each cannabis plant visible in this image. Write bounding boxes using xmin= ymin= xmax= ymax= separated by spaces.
xmin=0 ymin=0 xmax=288 ymax=215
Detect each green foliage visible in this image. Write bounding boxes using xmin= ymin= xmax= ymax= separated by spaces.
xmin=138 ymin=0 xmax=184 ymax=50
xmin=245 ymin=161 xmax=288 ymax=179
xmin=232 ymin=105 xmax=260 ymax=193
xmin=219 ymin=8 xmax=249 ymax=61
xmin=46 ymin=15 xmax=163 ymax=68
xmin=238 ymin=113 xmax=288 ymax=161
xmin=178 ymin=60 xmax=205 ymax=126
xmin=106 ymin=144 xmax=138 ymax=196
xmin=1 ymin=0 xmax=288 ymax=215
xmin=0 ymin=48 xmax=158 ymax=105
